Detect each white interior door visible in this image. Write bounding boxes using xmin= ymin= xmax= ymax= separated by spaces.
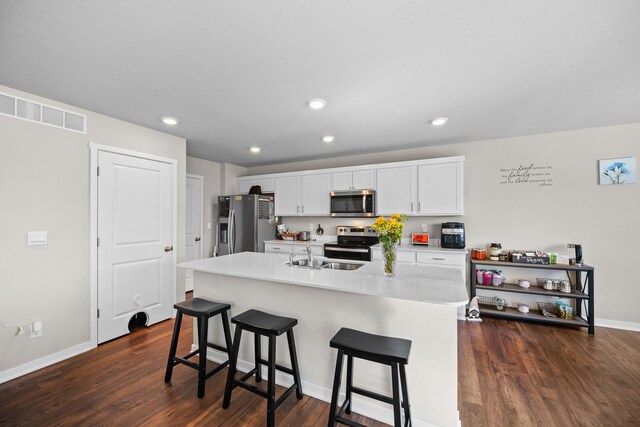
xmin=185 ymin=175 xmax=203 ymax=292
xmin=97 ymin=151 xmax=173 ymax=344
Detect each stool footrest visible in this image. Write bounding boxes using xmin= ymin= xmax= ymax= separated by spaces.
xmin=351 ymin=385 xmax=393 ymax=405
xmin=333 ymin=415 xmax=366 ymax=427
xmin=207 ymin=342 xmax=228 ymax=353
xmin=233 ymin=378 xmax=269 ymax=399
xmin=257 ymin=357 xmax=295 ymax=376
xmin=205 ymin=360 xmax=230 ymax=379
xmin=174 ymin=357 xmax=200 ymax=371
xmin=239 ymin=368 xmax=258 ymax=382
xmin=274 ymin=384 xmax=299 ymax=409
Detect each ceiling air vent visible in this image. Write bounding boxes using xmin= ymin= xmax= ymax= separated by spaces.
xmin=0 ymin=91 xmax=87 ymax=134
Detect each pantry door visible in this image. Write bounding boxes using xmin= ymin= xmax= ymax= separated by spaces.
xmin=97 ymin=150 xmax=174 ymax=344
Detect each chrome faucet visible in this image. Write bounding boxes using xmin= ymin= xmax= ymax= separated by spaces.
xmin=305 ymin=244 xmax=314 ymax=268
xmin=289 ymin=252 xmax=296 ymax=267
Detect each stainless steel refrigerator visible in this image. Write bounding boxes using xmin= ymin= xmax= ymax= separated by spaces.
xmin=217 ymin=194 xmax=276 ymax=255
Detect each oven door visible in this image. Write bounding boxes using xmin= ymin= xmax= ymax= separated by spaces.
xmin=324 ymin=245 xmax=372 ymax=261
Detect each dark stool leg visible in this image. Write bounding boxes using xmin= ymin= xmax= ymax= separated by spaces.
xmin=286 ymin=329 xmax=303 ymax=399
xmin=222 ymin=325 xmax=243 ymax=409
xmin=221 ymin=310 xmax=233 ymax=361
xmin=267 ymin=335 xmax=277 ymax=427
xmin=197 ymin=315 xmax=209 ymax=398
xmin=164 ymin=310 xmax=183 ymax=383
xmin=255 ymin=332 xmax=262 ymax=383
xmin=391 ymin=362 xmax=402 ymax=427
xmin=327 ymin=349 xmax=344 ymax=427
xmin=399 ymin=363 xmax=412 ymax=426
xmin=345 ymin=354 xmax=353 ymax=414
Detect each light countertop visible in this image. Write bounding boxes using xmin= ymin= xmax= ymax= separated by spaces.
xmin=263 ymin=239 xmax=327 ymax=246
xmin=178 ymin=252 xmax=468 ymax=306
xmin=371 ymin=243 xmax=468 ymax=254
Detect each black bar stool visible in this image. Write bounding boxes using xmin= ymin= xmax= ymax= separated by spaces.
xmin=164 ymin=297 xmax=233 ymax=399
xmin=222 ymin=309 xmax=303 ymax=427
xmin=328 ymin=328 xmax=412 ymax=427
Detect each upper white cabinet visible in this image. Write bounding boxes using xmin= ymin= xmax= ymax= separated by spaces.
xmin=237 ymin=177 xmax=275 ymax=194
xmin=331 ymin=170 xmax=376 ymax=191
xmin=274 ymin=174 xmax=331 ymax=216
xmin=417 ymin=161 xmax=463 ymax=215
xmin=301 ymin=174 xmax=331 ymax=215
xmin=274 ymin=176 xmax=301 ymax=216
xmin=376 ymin=166 xmax=418 ymax=216
xmin=240 ymin=156 xmax=464 ymax=217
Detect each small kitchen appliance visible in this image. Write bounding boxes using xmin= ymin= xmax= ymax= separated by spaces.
xmin=330 ymin=190 xmax=375 ymax=217
xmin=411 ymin=233 xmax=430 ymax=245
xmin=441 ymin=222 xmax=465 ymax=249
xmin=324 ymin=226 xmax=378 ymax=261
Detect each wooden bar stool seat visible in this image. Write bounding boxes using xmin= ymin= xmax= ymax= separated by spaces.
xmin=222 ymin=309 xmax=303 ymax=427
xmin=328 ymin=327 xmax=412 ymax=427
xmin=164 ymin=297 xmax=233 ymax=399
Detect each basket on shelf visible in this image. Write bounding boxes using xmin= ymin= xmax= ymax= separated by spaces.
xmin=477 ymin=295 xmax=508 ymax=311
xmin=537 ymin=302 xmax=574 ymax=320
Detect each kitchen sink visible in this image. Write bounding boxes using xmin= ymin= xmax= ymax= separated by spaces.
xmin=285 ymin=259 xmax=364 ymax=270
xmin=321 ymin=261 xmax=364 ymax=270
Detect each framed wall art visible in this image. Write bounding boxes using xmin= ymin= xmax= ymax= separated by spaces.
xmin=599 ymin=157 xmax=636 ymax=185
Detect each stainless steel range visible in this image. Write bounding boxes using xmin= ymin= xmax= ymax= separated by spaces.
xmin=323 ymin=226 xmax=379 ymax=261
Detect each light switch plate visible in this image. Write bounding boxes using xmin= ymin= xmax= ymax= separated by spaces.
xmin=27 ymin=231 xmax=48 ymax=246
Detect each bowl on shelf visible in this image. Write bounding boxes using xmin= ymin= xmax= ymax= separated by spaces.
xmin=518 ymin=279 xmax=530 ymax=288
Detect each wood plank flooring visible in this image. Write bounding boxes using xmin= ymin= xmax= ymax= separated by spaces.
xmin=458 ymin=319 xmax=640 ymax=427
xmin=1 ymin=314 xmax=639 ymax=426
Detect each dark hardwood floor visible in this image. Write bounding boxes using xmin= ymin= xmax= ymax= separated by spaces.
xmin=1 ymin=311 xmax=639 ymax=426
xmin=458 ymin=319 xmax=640 ymax=426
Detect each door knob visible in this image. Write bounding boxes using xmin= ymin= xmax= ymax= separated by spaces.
xmin=164 ymin=246 xmax=173 ymax=252
xmin=195 ymin=237 xmax=201 ymax=242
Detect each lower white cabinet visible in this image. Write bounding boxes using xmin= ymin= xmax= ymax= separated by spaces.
xmin=416 ymin=251 xmax=466 ymax=267
xmin=264 ymin=241 xmax=324 ymax=256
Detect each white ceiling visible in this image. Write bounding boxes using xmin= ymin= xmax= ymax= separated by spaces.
xmin=1 ymin=1 xmax=639 ymax=167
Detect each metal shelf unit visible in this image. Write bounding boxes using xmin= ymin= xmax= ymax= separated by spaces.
xmin=470 ymin=259 xmax=595 ymax=334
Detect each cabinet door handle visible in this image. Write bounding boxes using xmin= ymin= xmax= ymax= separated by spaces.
xmin=297 ymin=205 xmax=300 ymax=213
xmin=418 ymin=202 xmax=421 ymax=212
xmin=411 ymin=202 xmax=414 ymax=212
xmin=432 ymin=257 xmax=445 ymax=261
xmin=302 ymin=205 xmax=304 ymax=213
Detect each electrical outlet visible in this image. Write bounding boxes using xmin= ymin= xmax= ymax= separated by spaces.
xmin=30 ymin=321 xmax=43 ymax=339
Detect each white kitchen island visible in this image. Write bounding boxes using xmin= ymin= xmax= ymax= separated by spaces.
xmin=178 ymin=252 xmax=467 ymax=427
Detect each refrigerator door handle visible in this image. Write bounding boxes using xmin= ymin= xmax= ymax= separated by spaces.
xmin=230 ymin=209 xmax=236 ymax=254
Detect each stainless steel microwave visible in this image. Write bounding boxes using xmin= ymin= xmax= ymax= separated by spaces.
xmin=330 ymin=190 xmax=376 ymax=217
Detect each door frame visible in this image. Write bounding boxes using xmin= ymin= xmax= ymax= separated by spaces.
xmin=186 ymin=174 xmax=204 ymax=260
xmin=89 ymin=142 xmax=178 ymax=348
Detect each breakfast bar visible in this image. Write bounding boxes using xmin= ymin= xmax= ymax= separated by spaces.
xmin=178 ymin=252 xmax=468 ymax=427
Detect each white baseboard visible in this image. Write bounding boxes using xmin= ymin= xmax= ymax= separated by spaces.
xmin=0 ymin=341 xmax=93 ymax=385
xmin=595 ymin=318 xmax=640 ymax=332
xmin=197 ymin=345 xmax=446 ymax=427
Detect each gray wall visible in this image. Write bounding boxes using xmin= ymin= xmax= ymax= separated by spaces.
xmin=247 ymin=123 xmax=640 ymax=326
xmin=0 ymin=85 xmax=186 ymax=373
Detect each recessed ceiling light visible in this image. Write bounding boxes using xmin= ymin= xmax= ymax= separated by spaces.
xmin=322 ymin=135 xmax=335 ymax=143
xmin=430 ymin=117 xmax=448 ymax=126
xmin=250 ymin=147 xmax=261 ymax=153
xmin=308 ymin=98 xmax=327 ymax=110
xmin=161 ymin=116 xmax=178 ymax=126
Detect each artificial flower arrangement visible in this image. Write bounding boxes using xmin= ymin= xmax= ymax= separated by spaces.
xmin=371 ymin=214 xmax=408 ymax=276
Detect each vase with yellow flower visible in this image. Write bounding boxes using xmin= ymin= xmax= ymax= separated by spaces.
xmin=371 ymin=214 xmax=407 ymax=277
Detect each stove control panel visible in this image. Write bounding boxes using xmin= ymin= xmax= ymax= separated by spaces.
xmin=336 ymin=226 xmax=378 ymax=236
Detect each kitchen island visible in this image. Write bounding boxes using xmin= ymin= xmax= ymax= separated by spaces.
xmin=178 ymin=252 xmax=467 ymax=427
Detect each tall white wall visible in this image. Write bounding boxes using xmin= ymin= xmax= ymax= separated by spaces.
xmin=0 ymin=85 xmax=186 ymax=374
xmin=246 ymin=123 xmax=640 ymax=326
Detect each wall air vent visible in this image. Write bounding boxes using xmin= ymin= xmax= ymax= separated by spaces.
xmin=0 ymin=91 xmax=87 ymax=134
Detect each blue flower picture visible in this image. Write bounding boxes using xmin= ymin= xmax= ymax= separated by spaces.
xmin=599 ymin=157 xmax=636 ymax=185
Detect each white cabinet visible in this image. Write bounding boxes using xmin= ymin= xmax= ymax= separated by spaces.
xmin=417 ymin=162 xmax=463 ymax=215
xmin=264 ymin=241 xmax=324 ymax=256
xmin=376 ymin=166 xmax=417 ymax=216
xmin=301 ymin=174 xmax=331 ymax=215
xmin=274 ymin=176 xmax=301 ymax=216
xmin=331 ymin=170 xmax=376 ymax=191
xmin=416 ymin=251 xmax=466 ymax=267
xmin=274 ymin=174 xmax=331 ymax=216
xmin=371 ymin=247 xmax=416 ymax=264
xmin=237 ymin=177 xmax=275 ymax=194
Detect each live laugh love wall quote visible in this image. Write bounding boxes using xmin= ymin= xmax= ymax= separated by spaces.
xmin=500 ymin=163 xmax=553 ymax=186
